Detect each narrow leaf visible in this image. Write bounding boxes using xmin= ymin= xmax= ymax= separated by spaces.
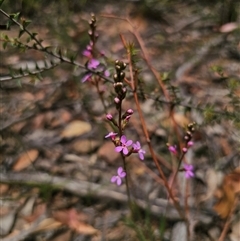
xmin=18 ymin=29 xmax=25 ymax=38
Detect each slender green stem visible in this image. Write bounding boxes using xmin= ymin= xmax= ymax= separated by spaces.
xmin=122 ymin=153 xmax=132 ymax=208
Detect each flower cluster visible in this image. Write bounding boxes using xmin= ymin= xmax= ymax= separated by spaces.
xmin=105 ymin=132 xmax=146 ymax=186
xmin=105 ymin=132 xmax=146 ymax=161
xmin=105 ymin=60 xmax=148 ymax=186
xmin=81 ymin=14 xmax=109 ymax=83
xmin=167 ymin=122 xmax=196 ymax=179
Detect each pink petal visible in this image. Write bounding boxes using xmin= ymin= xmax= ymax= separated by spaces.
xmin=116 ymin=177 xmax=122 ymax=186
xmin=120 ymin=135 xmax=127 ymax=144
xmin=82 ymin=73 xmax=92 ymax=83
xmin=139 ymin=152 xmax=144 ymax=160
xmin=115 ymin=146 xmax=123 ymax=153
xmin=111 ymin=176 xmax=117 ymax=183
xmin=126 ymin=140 xmax=133 ymax=147
xmin=123 ymin=147 xmax=129 ymax=155
xmin=119 ymin=171 xmax=126 ymax=178
xmin=104 ymin=70 xmax=110 ymax=77
xmin=117 ymin=167 xmax=123 ymax=175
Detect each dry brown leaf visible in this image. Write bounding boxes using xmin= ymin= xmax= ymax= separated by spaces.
xmin=50 ymin=109 xmax=72 ymax=128
xmin=52 ymin=208 xmax=97 ymax=235
xmin=13 ymin=149 xmax=39 ymax=171
xmin=0 ymin=184 xmax=9 ymax=195
xmin=61 ymin=120 xmax=91 ymax=138
xmin=72 ymin=221 xmax=98 ymax=235
xmin=214 ymin=169 xmax=240 ymax=218
xmin=219 ymin=22 xmax=238 ymax=33
xmin=24 ymin=203 xmax=46 ymax=223
xmin=51 ymin=230 xmax=72 ymax=241
xmin=230 ymin=220 xmax=240 ymax=241
xmin=34 ymin=218 xmax=63 ymax=232
xmin=226 ymin=169 xmax=240 ymax=193
xmin=72 ymin=139 xmax=100 ymax=154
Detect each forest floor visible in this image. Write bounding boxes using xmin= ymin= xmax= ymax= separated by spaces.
xmin=0 ymin=1 xmax=240 ymax=241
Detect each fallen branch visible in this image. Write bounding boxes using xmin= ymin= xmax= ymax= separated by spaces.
xmin=0 ymin=172 xmax=216 ymax=221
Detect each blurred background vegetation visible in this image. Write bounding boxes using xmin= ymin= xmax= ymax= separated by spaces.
xmin=1 ymin=0 xmax=239 ymax=25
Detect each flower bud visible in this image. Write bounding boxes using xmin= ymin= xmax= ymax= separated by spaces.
xmin=187 ymin=141 xmax=194 ymax=147
xmin=106 ymin=114 xmax=113 ymax=120
xmin=182 ymin=147 xmax=188 ymax=153
xmin=114 ymin=97 xmax=120 ymax=104
xmin=127 ymin=109 xmax=133 ymax=115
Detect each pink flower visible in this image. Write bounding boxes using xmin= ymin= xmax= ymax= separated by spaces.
xmin=168 ymin=145 xmax=177 ymax=155
xmin=133 ymin=141 xmax=146 ymax=160
xmin=88 ymin=59 xmax=100 ymax=69
xmin=104 ymin=69 xmax=110 ymax=77
xmin=115 ymin=135 xmax=133 ymax=155
xmin=184 ymin=164 xmax=194 ymax=179
xmin=111 ymin=167 xmax=126 ymax=186
xmin=82 ymin=44 xmax=92 ymax=58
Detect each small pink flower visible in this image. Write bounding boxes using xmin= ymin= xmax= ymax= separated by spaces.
xmin=133 ymin=141 xmax=146 ymax=160
xmin=104 ymin=69 xmax=110 ymax=77
xmin=168 ymin=145 xmax=177 ymax=155
xmin=115 ymin=135 xmax=133 ymax=155
xmin=184 ymin=164 xmax=194 ymax=179
xmin=83 ymin=50 xmax=91 ymax=58
xmin=88 ymin=59 xmax=100 ymax=69
xmin=111 ymin=167 xmax=126 ymax=186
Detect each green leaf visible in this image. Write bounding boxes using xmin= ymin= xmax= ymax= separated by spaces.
xmin=26 ymin=37 xmax=31 ymax=43
xmin=23 ymin=20 xmax=32 ymax=28
xmin=70 ymin=53 xmax=77 ymax=63
xmin=58 ymin=48 xmax=62 ymax=59
xmin=16 ymin=79 xmax=22 ymax=87
xmin=12 ymin=12 xmax=20 ymax=21
xmin=35 ymin=62 xmax=40 ymax=70
xmin=31 ymin=32 xmax=38 ymax=39
xmin=18 ymin=29 xmax=25 ymax=38
xmin=36 ymin=72 xmax=43 ymax=81
xmin=3 ymin=41 xmax=8 ymax=49
xmin=6 ymin=19 xmax=14 ymax=30
xmin=19 ymin=68 xmax=24 ymax=75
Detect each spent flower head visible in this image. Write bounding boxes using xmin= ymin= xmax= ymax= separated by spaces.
xmin=111 ymin=167 xmax=126 ymax=186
